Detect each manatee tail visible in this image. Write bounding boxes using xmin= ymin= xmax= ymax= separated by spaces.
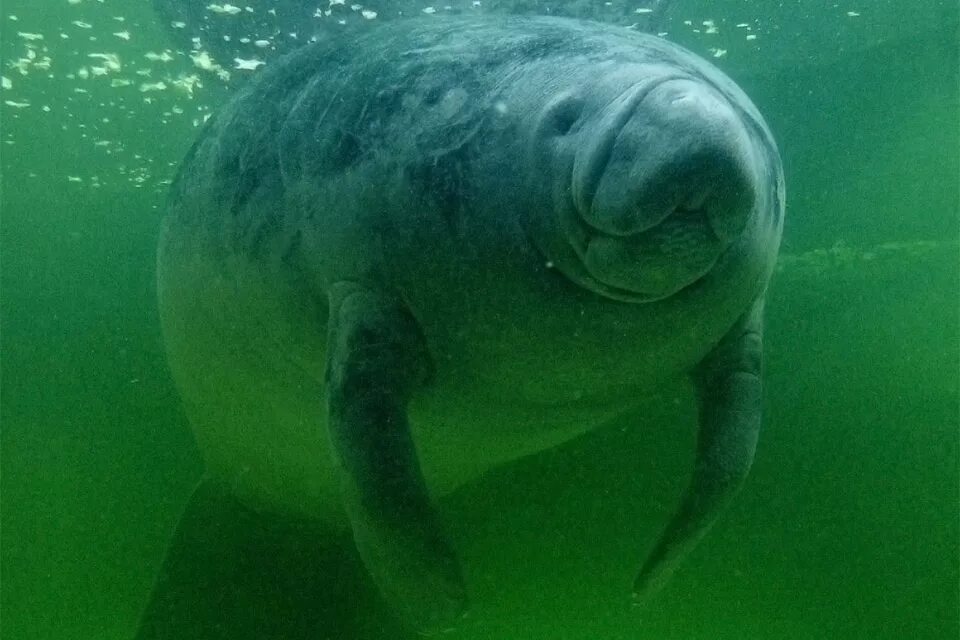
xmin=136 ymin=479 xmax=412 ymax=640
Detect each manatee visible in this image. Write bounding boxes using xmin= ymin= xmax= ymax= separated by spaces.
xmin=143 ymin=15 xmax=784 ymax=637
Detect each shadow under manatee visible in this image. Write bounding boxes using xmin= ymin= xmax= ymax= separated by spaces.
xmin=136 ymin=481 xmax=412 ymax=640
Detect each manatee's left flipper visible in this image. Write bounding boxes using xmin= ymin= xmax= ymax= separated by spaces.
xmin=634 ymin=298 xmax=765 ymax=598
xmin=326 ymin=282 xmax=467 ymax=635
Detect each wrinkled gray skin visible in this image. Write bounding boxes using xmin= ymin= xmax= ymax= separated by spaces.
xmin=152 ymin=15 xmax=783 ymax=636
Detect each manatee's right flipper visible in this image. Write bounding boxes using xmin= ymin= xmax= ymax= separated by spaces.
xmin=326 ymin=282 xmax=467 ymax=635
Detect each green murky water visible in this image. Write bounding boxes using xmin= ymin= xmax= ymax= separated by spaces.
xmin=2 ymin=1 xmax=957 ymax=638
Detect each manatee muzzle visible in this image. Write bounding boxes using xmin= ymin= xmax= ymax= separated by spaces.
xmin=568 ymin=77 xmax=758 ymax=299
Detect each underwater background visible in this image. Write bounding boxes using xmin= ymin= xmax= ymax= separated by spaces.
xmin=1 ymin=1 xmax=957 ymax=638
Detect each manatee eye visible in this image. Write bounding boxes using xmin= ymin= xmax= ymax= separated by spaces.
xmin=541 ymin=93 xmax=585 ymax=137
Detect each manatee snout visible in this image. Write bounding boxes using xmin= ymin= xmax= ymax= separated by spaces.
xmin=580 ymin=78 xmax=757 ymax=240
xmin=569 ymin=78 xmax=759 ymax=297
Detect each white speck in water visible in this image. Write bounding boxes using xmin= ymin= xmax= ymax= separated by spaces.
xmin=139 ymin=81 xmax=167 ymax=92
xmin=145 ymin=50 xmax=174 ymax=62
xmin=207 ymin=4 xmax=242 ymax=15
xmin=88 ymin=53 xmax=121 ymax=71
xmin=234 ymin=57 xmax=265 ymax=70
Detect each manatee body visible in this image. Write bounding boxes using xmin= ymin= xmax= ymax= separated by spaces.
xmin=151 ymin=16 xmax=783 ymax=635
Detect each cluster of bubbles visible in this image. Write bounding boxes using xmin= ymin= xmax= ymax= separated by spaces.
xmin=0 ymin=0 xmax=787 ymax=193
xmin=1 ymin=1 xmax=868 ymax=208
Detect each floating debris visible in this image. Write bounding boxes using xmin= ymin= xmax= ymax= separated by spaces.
xmin=1 ymin=76 xmax=11 ymax=90
xmin=169 ymin=74 xmax=202 ymax=96
xmin=207 ymin=4 xmax=242 ymax=15
xmin=139 ymin=81 xmax=168 ymax=92
xmin=4 ymin=100 xmax=30 ymax=108
xmin=145 ymin=51 xmax=175 ymax=63
xmin=190 ymin=50 xmax=217 ymax=71
xmin=18 ymin=32 xmax=44 ymax=40
xmin=234 ymin=57 xmax=266 ymax=71
xmin=113 ymin=31 xmax=131 ymax=40
xmin=88 ymin=52 xmax=121 ymax=72
xmin=776 ymin=240 xmax=952 ymax=276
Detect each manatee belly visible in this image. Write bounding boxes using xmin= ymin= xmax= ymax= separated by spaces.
xmin=157 ymin=243 xmax=341 ymax=522
xmin=158 ymin=242 xmax=647 ymax=522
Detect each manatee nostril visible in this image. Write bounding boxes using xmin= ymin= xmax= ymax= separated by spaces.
xmin=538 ymin=93 xmax=586 ymax=138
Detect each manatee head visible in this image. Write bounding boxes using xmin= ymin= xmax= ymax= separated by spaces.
xmin=526 ymin=57 xmax=781 ymax=303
